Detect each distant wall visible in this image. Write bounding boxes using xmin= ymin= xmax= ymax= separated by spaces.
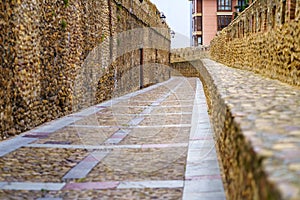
xmin=210 ymin=0 xmax=300 ymax=87
xmin=170 ymin=47 xmax=209 ymax=76
xmin=170 ymin=47 xmax=210 ymax=63
xmin=0 ymin=0 xmax=170 ymax=140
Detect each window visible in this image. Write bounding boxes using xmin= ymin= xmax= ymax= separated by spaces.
xmin=237 ymin=0 xmax=247 ymax=12
xmin=197 ymin=36 xmax=202 ymax=45
xmin=196 ymin=0 xmax=202 ymax=13
xmin=193 ymin=36 xmax=197 ymax=46
xmin=195 ymin=16 xmax=202 ymax=31
xmin=193 ymin=36 xmax=202 ymax=46
xmin=218 ymin=0 xmax=232 ymax=11
xmin=217 ymin=15 xmax=232 ymax=31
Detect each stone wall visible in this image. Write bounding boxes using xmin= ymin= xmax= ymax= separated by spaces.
xmin=0 ymin=0 xmax=170 ymax=140
xmin=210 ymin=0 xmax=300 ymax=87
xmin=171 ymin=61 xmax=201 ymax=77
xmin=170 ymin=46 xmax=210 ymax=63
xmin=197 ymin=59 xmax=283 ymax=200
xmin=170 ymin=47 xmax=209 ymax=77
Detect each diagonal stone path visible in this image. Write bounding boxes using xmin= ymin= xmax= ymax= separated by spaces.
xmin=0 ymin=77 xmax=225 ymax=199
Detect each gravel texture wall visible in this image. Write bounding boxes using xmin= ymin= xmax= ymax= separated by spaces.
xmin=171 ymin=59 xmax=300 ymax=199
xmin=210 ymin=0 xmax=300 ymax=87
xmin=170 ymin=47 xmax=210 ymax=63
xmin=0 ymin=0 xmax=170 ymax=140
xmin=170 ymin=47 xmax=209 ymax=77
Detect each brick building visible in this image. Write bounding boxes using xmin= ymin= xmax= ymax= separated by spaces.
xmin=190 ymin=0 xmax=251 ymax=46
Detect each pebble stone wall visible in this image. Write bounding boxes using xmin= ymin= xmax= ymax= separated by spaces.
xmin=170 ymin=58 xmax=300 ymax=199
xmin=170 ymin=47 xmax=210 ymax=63
xmin=0 ymin=0 xmax=170 ymax=140
xmin=170 ymin=47 xmax=209 ymax=77
xmin=210 ymin=0 xmax=300 ymax=87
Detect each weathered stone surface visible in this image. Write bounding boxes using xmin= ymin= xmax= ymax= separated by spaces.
xmin=193 ymin=59 xmax=299 ymax=200
xmin=210 ymin=0 xmax=300 ymax=87
xmin=0 ymin=77 xmax=225 ymax=199
xmin=0 ymin=0 xmax=171 ymax=140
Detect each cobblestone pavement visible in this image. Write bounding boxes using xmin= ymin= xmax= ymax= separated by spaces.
xmin=0 ymin=77 xmax=225 ymax=199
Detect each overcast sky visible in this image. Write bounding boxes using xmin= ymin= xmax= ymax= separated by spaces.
xmin=150 ymin=0 xmax=191 ymax=48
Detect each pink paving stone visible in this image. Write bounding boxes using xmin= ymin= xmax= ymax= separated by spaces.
xmin=95 ymin=106 xmax=108 ymax=108
xmin=23 ymin=132 xmax=51 ymax=138
xmin=185 ymin=175 xmax=222 ymax=180
xmin=44 ymin=141 xmax=72 ymax=145
xmin=63 ymin=182 xmax=119 ymax=190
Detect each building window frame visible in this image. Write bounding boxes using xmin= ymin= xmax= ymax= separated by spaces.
xmin=197 ymin=36 xmax=202 ymax=45
xmin=217 ymin=15 xmax=232 ymax=31
xmin=217 ymin=0 xmax=232 ymax=11
xmin=196 ymin=0 xmax=202 ymax=13
xmin=193 ymin=35 xmax=202 ymax=46
xmin=194 ymin=16 xmax=202 ymax=31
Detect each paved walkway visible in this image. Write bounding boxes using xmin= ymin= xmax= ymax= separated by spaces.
xmin=0 ymin=77 xmax=225 ymax=199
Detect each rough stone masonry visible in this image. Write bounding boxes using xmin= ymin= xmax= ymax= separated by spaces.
xmin=0 ymin=0 xmax=171 ymax=140
xmin=210 ymin=0 xmax=300 ymax=87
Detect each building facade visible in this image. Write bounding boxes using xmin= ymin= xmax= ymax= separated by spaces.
xmin=190 ymin=0 xmax=251 ymax=46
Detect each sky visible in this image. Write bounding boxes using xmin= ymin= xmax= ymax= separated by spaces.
xmin=150 ymin=0 xmax=191 ymax=48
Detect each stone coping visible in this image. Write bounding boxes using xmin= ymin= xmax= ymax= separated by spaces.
xmin=196 ymin=59 xmax=300 ymax=199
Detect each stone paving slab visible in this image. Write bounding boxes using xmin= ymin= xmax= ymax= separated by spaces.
xmin=26 ymin=143 xmax=188 ymax=150
xmin=84 ymin=147 xmax=188 ymax=182
xmin=0 ymin=77 xmax=225 ymax=199
xmin=62 ymin=151 xmax=110 ymax=181
xmin=30 ymin=117 xmax=82 ymax=134
xmin=138 ymin=114 xmax=192 ymax=126
xmin=0 ymin=182 xmax=65 ymax=191
xmin=0 ymin=188 xmax=183 ymax=199
xmin=67 ymin=124 xmax=192 ymax=129
xmin=183 ymin=78 xmax=225 ymax=200
xmin=32 ymin=126 xmax=118 ymax=145
xmin=184 ymin=180 xmax=225 ymax=193
xmin=119 ymin=127 xmax=190 ymax=145
xmin=0 ymin=147 xmax=88 ymax=182
xmin=0 ymin=136 xmax=37 ymax=157
xmin=63 ymin=182 xmax=119 ymax=190
xmin=117 ymin=180 xmax=184 ymax=189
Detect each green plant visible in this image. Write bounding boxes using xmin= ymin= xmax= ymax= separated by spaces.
xmin=117 ymin=4 xmax=122 ymax=11
xmin=52 ymin=10 xmax=57 ymax=16
xmin=76 ymin=178 xmax=86 ymax=182
xmin=61 ymin=19 xmax=67 ymax=30
xmin=63 ymin=0 xmax=69 ymax=7
xmin=101 ymin=34 xmax=106 ymax=42
xmin=41 ymin=188 xmax=48 ymax=196
xmin=117 ymin=15 xmax=121 ymax=21
xmin=233 ymin=12 xmax=238 ymax=19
